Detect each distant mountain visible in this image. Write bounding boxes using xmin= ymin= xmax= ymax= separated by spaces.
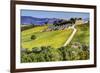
xmin=21 ymin=16 xmax=89 ymax=25
xmin=21 ymin=16 xmax=60 ymax=25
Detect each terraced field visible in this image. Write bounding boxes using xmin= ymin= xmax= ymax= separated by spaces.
xmin=21 ymin=25 xmax=73 ymax=50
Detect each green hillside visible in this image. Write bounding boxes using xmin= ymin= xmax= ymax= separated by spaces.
xmin=21 ymin=25 xmax=73 ymax=50
xmin=21 ymin=23 xmax=90 ymax=63
xmin=70 ymin=23 xmax=89 ymax=46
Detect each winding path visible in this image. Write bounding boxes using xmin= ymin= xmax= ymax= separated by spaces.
xmin=63 ymin=25 xmax=77 ymax=46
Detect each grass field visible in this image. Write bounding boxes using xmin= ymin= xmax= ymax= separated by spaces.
xmin=70 ymin=23 xmax=89 ymax=45
xmin=21 ymin=25 xmax=73 ymax=50
xmin=21 ymin=23 xmax=90 ymax=62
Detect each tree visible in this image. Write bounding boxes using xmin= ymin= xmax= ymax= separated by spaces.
xmin=78 ymin=18 xmax=82 ymax=20
xmin=70 ymin=18 xmax=76 ymax=24
xmin=31 ymin=35 xmax=36 ymax=40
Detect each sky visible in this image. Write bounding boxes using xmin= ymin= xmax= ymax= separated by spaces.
xmin=21 ymin=9 xmax=89 ymax=19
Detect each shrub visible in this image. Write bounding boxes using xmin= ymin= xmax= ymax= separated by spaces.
xmin=32 ymin=47 xmax=42 ymax=53
xmin=31 ymin=35 xmax=36 ymax=40
xmin=21 ymin=45 xmax=89 ymax=62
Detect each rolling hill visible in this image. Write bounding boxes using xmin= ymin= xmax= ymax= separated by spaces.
xmin=21 ymin=16 xmax=67 ymax=25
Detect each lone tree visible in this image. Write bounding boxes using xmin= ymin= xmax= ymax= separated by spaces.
xmin=78 ymin=18 xmax=82 ymax=20
xmin=70 ymin=18 xmax=76 ymax=24
xmin=31 ymin=35 xmax=36 ymax=40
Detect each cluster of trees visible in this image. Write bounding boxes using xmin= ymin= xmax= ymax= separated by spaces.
xmin=53 ymin=18 xmax=82 ymax=26
xmin=53 ymin=19 xmax=71 ymax=26
xmin=21 ymin=46 xmax=61 ymax=62
xmin=58 ymin=44 xmax=89 ymax=60
xmin=21 ymin=43 xmax=89 ymax=63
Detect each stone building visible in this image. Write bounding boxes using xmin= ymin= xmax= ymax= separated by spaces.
xmin=75 ymin=19 xmax=84 ymax=25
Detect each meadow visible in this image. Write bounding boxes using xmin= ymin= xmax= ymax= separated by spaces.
xmin=21 ymin=23 xmax=90 ymax=62
xmin=21 ymin=25 xmax=73 ymax=49
xmin=70 ymin=23 xmax=89 ymax=46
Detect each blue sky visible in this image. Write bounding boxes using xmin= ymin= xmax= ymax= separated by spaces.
xmin=21 ymin=9 xmax=89 ymax=19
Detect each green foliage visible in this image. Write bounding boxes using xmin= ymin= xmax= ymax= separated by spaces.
xmin=21 ymin=44 xmax=89 ymax=63
xmin=31 ymin=35 xmax=36 ymax=40
xmin=70 ymin=18 xmax=76 ymax=24
xmin=22 ymin=25 xmax=72 ymax=49
xmin=21 ymin=46 xmax=61 ymax=62
xmin=21 ymin=22 xmax=90 ymax=63
xmin=70 ymin=24 xmax=89 ymax=45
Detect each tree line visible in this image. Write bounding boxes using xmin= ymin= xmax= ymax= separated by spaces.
xmin=21 ymin=43 xmax=89 ymax=63
xmin=53 ymin=18 xmax=82 ymax=26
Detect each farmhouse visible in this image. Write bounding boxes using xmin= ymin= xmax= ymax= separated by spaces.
xmin=75 ymin=19 xmax=84 ymax=25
